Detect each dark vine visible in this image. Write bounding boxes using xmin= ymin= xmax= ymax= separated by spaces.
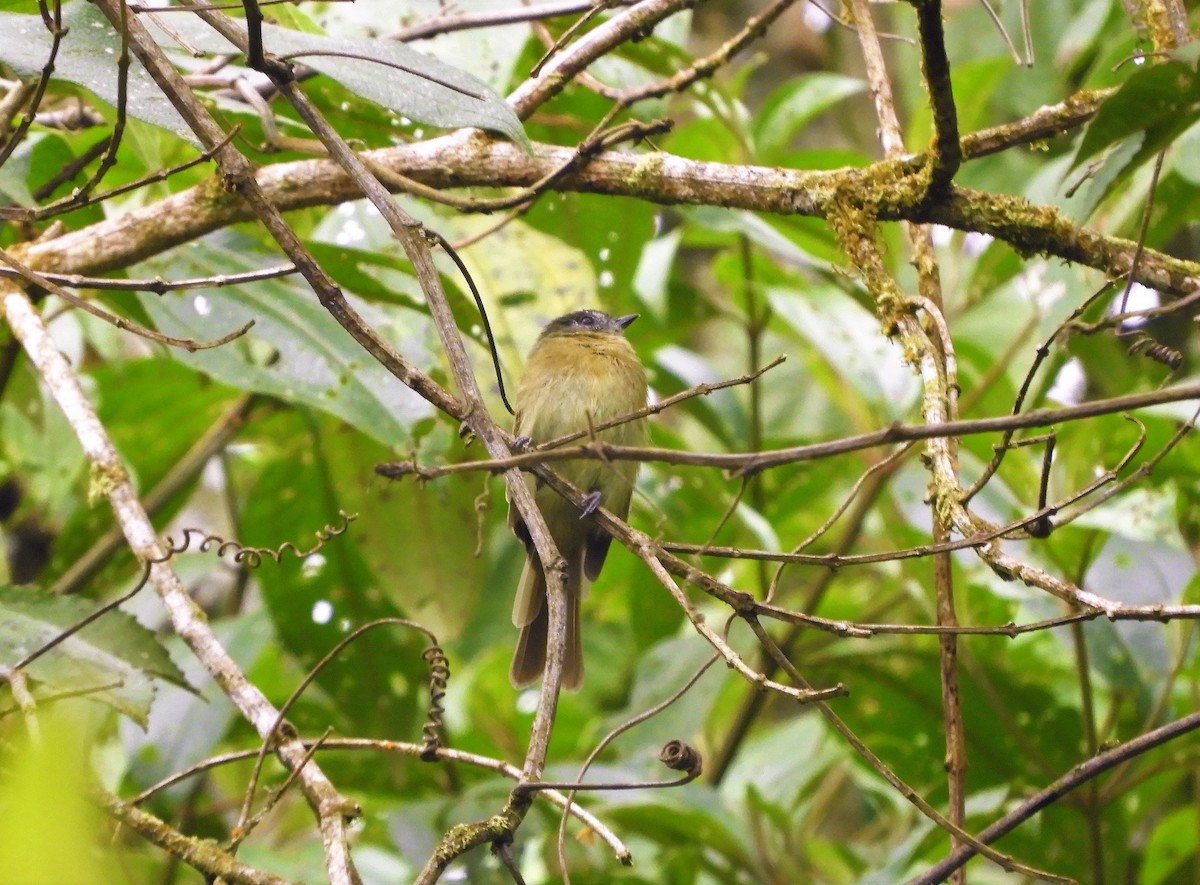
xmin=1127 ymin=334 xmax=1183 ymax=371
xmin=162 ymin=510 xmax=357 ymax=567
xmin=420 ymin=644 xmax=451 ymax=761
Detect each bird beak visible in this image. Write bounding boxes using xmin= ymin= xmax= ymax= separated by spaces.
xmin=615 ymin=313 xmax=639 ymax=330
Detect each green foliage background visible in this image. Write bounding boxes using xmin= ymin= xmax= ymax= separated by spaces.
xmin=3 ymin=1 xmax=1200 ymax=883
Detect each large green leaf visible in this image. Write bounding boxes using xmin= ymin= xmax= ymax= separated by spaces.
xmin=257 ymin=24 xmax=528 ymax=146
xmin=136 ymin=235 xmax=431 ymax=448
xmin=325 ymin=0 xmax=528 ymax=93
xmin=767 ymin=282 xmax=920 ymax=420
xmin=1067 ymin=46 xmax=1200 ymax=209
xmin=1073 ymin=50 xmax=1200 ymax=168
xmin=754 ymin=73 xmax=866 ymax=158
xmin=434 ymin=213 xmax=600 ymax=368
xmin=0 ymin=585 xmax=190 ymax=727
xmin=1142 ymin=806 xmax=1198 ymax=885
xmin=0 ymin=1 xmax=193 ymax=140
xmin=238 ymin=414 xmax=433 ymax=743
xmin=141 ymin=12 xmax=528 ymax=147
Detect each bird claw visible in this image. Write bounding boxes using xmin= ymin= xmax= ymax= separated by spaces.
xmin=579 ymin=490 xmax=603 ymax=519
xmin=512 ymin=435 xmax=533 ymax=451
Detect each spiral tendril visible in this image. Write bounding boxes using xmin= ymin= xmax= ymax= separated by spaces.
xmin=1127 ymin=335 xmax=1183 ymax=370
xmin=420 ymin=644 xmax=451 ymax=760
xmin=162 ymin=510 xmax=357 ymax=568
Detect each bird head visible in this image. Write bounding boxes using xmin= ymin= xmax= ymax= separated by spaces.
xmin=540 ymin=310 xmax=638 ymax=338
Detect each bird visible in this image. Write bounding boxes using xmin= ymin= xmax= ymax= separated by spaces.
xmin=507 ymin=309 xmax=648 ymax=690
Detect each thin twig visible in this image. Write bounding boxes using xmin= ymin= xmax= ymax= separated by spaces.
xmin=0 ymin=246 xmax=255 ymax=352
xmin=909 ymin=707 xmax=1200 ymax=883
xmin=377 ymin=379 xmax=1200 ymax=479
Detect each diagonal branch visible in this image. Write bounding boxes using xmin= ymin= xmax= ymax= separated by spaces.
xmin=1 ymin=281 xmax=363 ymax=879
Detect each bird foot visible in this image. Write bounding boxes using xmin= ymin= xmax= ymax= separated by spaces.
xmin=579 ymin=490 xmax=603 ymax=519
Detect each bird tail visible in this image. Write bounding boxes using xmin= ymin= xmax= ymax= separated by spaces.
xmin=510 ymin=554 xmax=583 ymax=690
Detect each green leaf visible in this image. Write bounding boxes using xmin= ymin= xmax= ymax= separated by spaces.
xmin=754 ymin=73 xmax=866 ymax=157
xmin=135 ymin=235 xmax=431 ymax=448
xmin=0 ymin=132 xmax=49 ymax=207
xmin=44 ymin=359 xmax=240 ymax=590
xmin=767 ymin=282 xmax=920 ymax=418
xmin=434 ymin=214 xmax=600 ymax=368
xmin=521 ymin=191 xmax=657 ymax=325
xmin=0 ymin=1 xmax=194 ymax=140
xmin=0 ymin=585 xmax=190 ymax=727
xmin=632 ymin=228 xmax=681 ymax=317
xmin=308 ymin=416 xmax=488 ymax=642
xmin=260 ymin=23 xmax=528 ymax=147
xmin=683 ymin=206 xmax=827 ymax=269
xmin=1142 ymin=806 xmax=1198 ymax=885
xmin=127 ymin=611 xmax=274 ymax=793
xmin=1069 ymin=52 xmax=1200 ymax=195
xmin=143 ymin=14 xmax=528 ymax=147
xmin=1168 ymin=118 xmax=1200 ymax=184
xmin=239 ymin=416 xmax=433 ymax=740
xmin=602 ymin=792 xmax=756 ymax=870
xmin=320 ymin=0 xmax=529 ymax=94
xmin=908 ymin=57 xmax=1009 ymax=149
xmin=305 ymin=241 xmax=427 ymax=311
xmin=0 ymin=399 xmax=85 ymax=525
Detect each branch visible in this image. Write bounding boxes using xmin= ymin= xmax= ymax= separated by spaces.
xmin=99 ymin=790 xmax=294 ymax=885
xmin=909 ymin=706 xmax=1200 ymax=883
xmin=1 ymin=282 xmax=363 ymax=880
xmin=23 ymin=132 xmax=1200 ymax=304
xmin=129 ymin=738 xmax=630 ymax=863
xmin=0 ymin=245 xmax=254 ymax=351
xmin=508 ymin=0 xmax=697 ymax=118
xmin=378 ymin=380 xmax=1200 ymax=479
xmin=909 ymin=0 xmax=961 ymax=193
xmin=385 ymin=0 xmax=640 ymax=43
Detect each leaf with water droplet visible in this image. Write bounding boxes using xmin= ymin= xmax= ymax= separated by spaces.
xmin=0 ymin=1 xmax=194 ymax=141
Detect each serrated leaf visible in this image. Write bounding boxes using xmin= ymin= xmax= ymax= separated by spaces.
xmin=0 ymin=585 xmax=191 ymax=727
xmin=0 ymin=1 xmax=194 ymax=141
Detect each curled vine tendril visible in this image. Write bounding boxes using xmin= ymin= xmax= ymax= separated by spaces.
xmin=420 ymin=644 xmax=451 ymax=761
xmin=516 ymin=740 xmax=705 ymax=793
xmin=658 ymin=739 xmax=703 ymax=778
xmin=1127 ymin=334 xmax=1183 ymax=371
xmin=162 ymin=510 xmax=358 ymax=567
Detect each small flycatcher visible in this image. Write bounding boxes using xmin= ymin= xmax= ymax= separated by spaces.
xmin=508 ymin=309 xmax=649 ymax=690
